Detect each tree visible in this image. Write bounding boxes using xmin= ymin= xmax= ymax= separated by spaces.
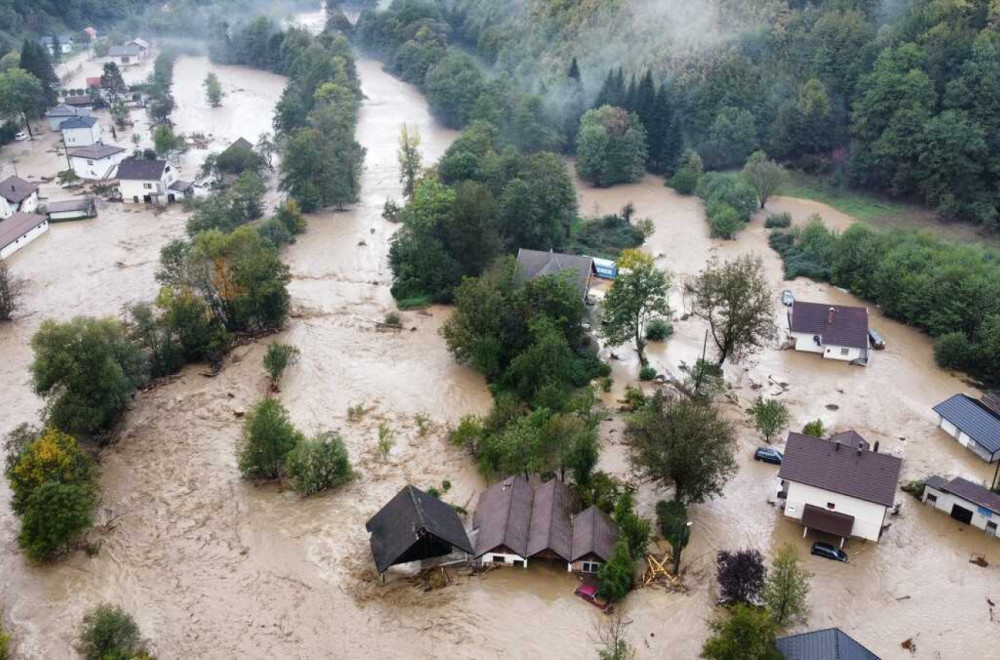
xmin=741 ymin=151 xmax=786 ymax=209
xmin=0 ymin=259 xmax=25 ymax=321
xmin=600 ymin=250 xmax=670 ymax=366
xmin=31 ymin=317 xmax=148 ymax=437
xmin=716 ymin=548 xmax=766 ymax=605
xmin=263 ymin=342 xmax=300 ymax=391
xmin=285 ymin=431 xmax=354 ymax=495
xmin=693 ymin=256 xmax=776 ymax=367
xmin=398 ymin=123 xmax=422 ymax=197
xmin=100 ymin=62 xmax=127 ymax=103
xmin=802 ymin=419 xmax=826 ymax=437
xmin=597 ymin=539 xmax=634 ymax=602
xmin=655 ymin=499 xmax=690 ymax=574
xmin=425 ymin=53 xmax=485 ymax=128
xmin=614 ymin=491 xmax=652 ymax=561
xmin=204 ymin=72 xmax=223 ymax=107
xmin=18 ymin=481 xmax=96 ymax=562
xmin=625 ymin=392 xmax=737 ymax=504
xmin=78 ymin=605 xmax=149 ymax=660
xmin=237 ymin=398 xmax=304 ymax=480
xmin=576 ymin=106 xmax=648 ymax=186
xmin=153 ymin=125 xmax=182 ymax=156
xmin=0 ymin=51 xmax=19 ymax=72
xmin=5 ymin=427 xmax=98 ymax=516
xmin=701 ymin=604 xmax=781 ymax=660
xmin=593 ymin=611 xmax=636 ymax=660
xmin=670 ymin=149 xmax=703 ymax=194
xmin=763 ymin=544 xmax=811 ymax=627
xmin=701 ymin=107 xmax=759 ymax=170
xmin=0 ymin=68 xmax=45 ymax=138
xmin=17 ymin=42 xmax=57 ymax=107
xmin=752 ymin=397 xmax=790 ymax=443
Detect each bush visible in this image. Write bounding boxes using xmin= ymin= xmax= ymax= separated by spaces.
xmin=597 ymin=539 xmax=634 ymax=602
xmin=78 ymin=605 xmax=148 ymax=660
xmin=0 ymin=619 xmax=8 ymax=660
xmin=639 ymin=365 xmax=657 ymax=381
xmin=5 ymin=427 xmax=97 ymax=516
xmin=764 ymin=212 xmax=792 ymax=228
xmin=237 ymin=399 xmax=304 ymax=480
xmin=709 ymin=205 xmax=743 ymax=239
xmin=19 ymin=482 xmax=96 ymax=562
xmin=934 ymin=332 xmax=974 ymax=370
xmin=263 ymin=343 xmax=300 ymax=391
xmin=697 ymin=173 xmax=758 ymax=222
xmin=384 ymin=311 xmax=402 ymax=326
xmin=257 ymin=217 xmax=293 ymax=248
xmin=285 ymin=432 xmax=354 ymax=495
xmin=670 ymin=149 xmax=703 ymax=194
xmin=646 ymin=318 xmax=673 ymax=341
xmin=427 ymin=486 xmax=441 ymax=498
xmin=716 ymin=548 xmax=766 ymax=605
xmin=802 ymin=419 xmax=826 ymax=437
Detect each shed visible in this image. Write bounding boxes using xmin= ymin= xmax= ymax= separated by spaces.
xmin=516 ymin=248 xmax=596 ymax=300
xmin=775 ymin=628 xmax=878 ymax=660
xmin=45 ymin=104 xmax=82 ymax=130
xmin=932 ymin=393 xmax=1000 ymax=463
xmin=63 ymin=95 xmax=95 ymax=109
xmin=46 ymin=198 xmax=97 ymax=221
xmin=365 ymin=485 xmax=473 ymax=575
xmin=922 ymin=475 xmax=1000 ymax=538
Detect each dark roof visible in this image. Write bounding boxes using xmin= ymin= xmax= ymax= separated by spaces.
xmin=933 ymin=394 xmax=1000 ymax=455
xmin=169 ymin=180 xmax=193 ymax=192
xmin=46 ymin=104 xmax=79 ymax=117
xmin=59 ymin=115 xmax=98 ymax=130
xmin=526 ymin=479 xmax=576 ymax=560
xmin=115 ymin=158 xmax=167 ymax=181
xmin=570 ymin=506 xmax=618 ymax=562
xmin=46 ymin=198 xmax=95 ymax=214
xmin=925 ymin=476 xmax=1000 ymax=515
xmin=67 ymin=144 xmax=126 ymax=160
xmin=802 ymin=504 xmax=855 ymax=538
xmin=223 ymin=137 xmax=254 ymax=156
xmin=63 ymin=96 xmax=94 ymax=107
xmin=776 ymin=628 xmax=879 ymax=660
xmin=516 ymin=248 xmax=595 ymax=299
xmin=474 ymin=476 xmax=533 ymax=557
xmin=0 ymin=176 xmax=39 ymax=204
xmin=828 ymin=431 xmax=869 ymax=450
xmin=0 ymin=212 xmax=46 ymax=250
xmin=365 ymin=485 xmax=473 ymax=574
xmin=790 ymin=301 xmax=869 ymax=350
xmin=778 ymin=432 xmax=902 ymax=507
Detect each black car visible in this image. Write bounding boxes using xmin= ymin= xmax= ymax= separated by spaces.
xmin=868 ymin=328 xmax=886 ymax=350
xmin=754 ymin=447 xmax=783 ymax=465
xmin=810 ymin=542 xmax=848 ymax=562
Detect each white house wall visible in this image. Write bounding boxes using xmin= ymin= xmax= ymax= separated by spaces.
xmin=783 ymin=481 xmax=890 ymax=543
xmin=937 ymin=416 xmax=998 ymax=463
xmin=63 ymin=124 xmax=102 ymax=147
xmin=15 ymin=193 xmax=40 ymax=215
xmin=480 ymin=551 xmax=526 ymax=567
xmin=120 ymin=179 xmax=165 ymax=202
xmin=70 ymin=153 xmax=126 ymax=180
xmin=791 ymin=332 xmax=865 ymax=363
xmin=923 ymin=486 xmax=999 ymax=537
xmin=0 ymin=220 xmax=49 ymax=259
xmin=791 ymin=332 xmax=824 ymax=354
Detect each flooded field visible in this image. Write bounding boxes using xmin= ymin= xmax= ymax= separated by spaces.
xmin=2 ymin=13 xmax=1000 ymax=659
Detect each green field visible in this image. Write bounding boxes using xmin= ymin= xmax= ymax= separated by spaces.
xmin=782 ymin=172 xmax=909 ymax=221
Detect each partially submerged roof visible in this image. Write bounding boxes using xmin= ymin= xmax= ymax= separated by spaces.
xmin=790 ymin=301 xmax=869 ymax=350
xmin=516 ymin=248 xmax=594 ymax=299
xmin=0 ymin=176 xmax=39 ymax=204
xmin=526 ymin=479 xmax=576 ymax=560
xmin=59 ymin=115 xmax=98 ymax=130
xmin=778 ymin=432 xmax=902 ymax=507
xmin=46 ymin=104 xmax=79 ymax=118
xmin=169 ymin=180 xmax=193 ymax=192
xmin=365 ymin=485 xmax=473 ymax=574
xmin=570 ymin=505 xmax=618 ymax=563
xmin=474 ymin=476 xmax=533 ymax=557
xmin=933 ymin=394 xmax=1000 ymax=455
xmin=67 ymin=144 xmax=126 ymax=160
xmin=0 ymin=212 xmax=46 ymax=250
xmin=128 ymin=38 xmax=150 ymax=49
xmin=776 ymin=628 xmax=879 ymax=660
xmin=46 ymin=198 xmax=96 ymax=214
xmin=924 ymin=475 xmax=1000 ymax=515
xmin=115 ymin=158 xmax=167 ymax=181
xmin=802 ymin=503 xmax=854 ymax=538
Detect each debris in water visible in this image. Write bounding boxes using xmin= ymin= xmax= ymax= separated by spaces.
xmin=357 ymin=240 xmax=367 ymax=246
xmin=970 ymin=554 xmax=989 ymax=567
xmin=901 ymin=638 xmax=916 ymax=653
xmin=234 ymin=410 xmax=245 ymax=418
xmin=825 ymin=403 xmax=839 ymax=411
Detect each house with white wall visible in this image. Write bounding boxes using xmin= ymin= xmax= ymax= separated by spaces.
xmin=109 ymin=44 xmax=144 ymax=66
xmin=778 ymin=431 xmax=902 ymax=546
xmin=932 ymin=393 xmax=1000 ymax=463
xmin=922 ymin=475 xmax=999 ymax=539
xmin=40 ymin=35 xmax=73 ymax=55
xmin=114 ymin=158 xmax=181 ymax=204
xmin=0 ymin=176 xmax=40 ymax=219
xmin=67 ymin=144 xmax=127 ymax=180
xmin=45 ymin=104 xmax=85 ymax=131
xmin=0 ymin=212 xmax=49 ymax=259
xmin=60 ymin=116 xmax=102 ymax=147
xmin=788 ymin=301 xmax=870 ymax=365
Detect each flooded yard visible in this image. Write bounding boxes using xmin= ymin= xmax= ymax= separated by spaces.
xmin=1 ymin=13 xmax=999 ymax=660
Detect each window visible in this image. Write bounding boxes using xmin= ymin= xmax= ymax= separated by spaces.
xmin=491 ymin=555 xmax=504 ymax=564
xmin=581 ymin=561 xmax=602 ymax=574
xmin=927 ymin=494 xmax=938 ymax=504
xmin=826 ymin=502 xmax=836 ymax=510
xmin=143 ymin=183 xmax=152 ymax=189
xmin=87 ymin=160 xmax=94 ymax=165
xmin=840 ymin=347 xmax=850 ymax=356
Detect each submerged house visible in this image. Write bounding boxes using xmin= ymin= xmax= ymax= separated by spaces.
xmin=788 ymin=301 xmax=869 ymax=365
xmin=67 ymin=144 xmax=127 ymax=180
xmin=0 ymin=176 xmax=40 ymax=218
xmin=45 ymin=104 xmax=86 ymax=131
xmin=0 ymin=212 xmax=49 ymax=259
xmin=922 ymin=476 xmax=999 ymax=538
xmin=778 ymin=431 xmax=901 ymax=546
xmin=775 ymin=628 xmax=879 ymax=660
xmin=365 ymin=485 xmax=473 ymax=577
xmin=46 ymin=198 xmax=98 ymax=222
xmin=60 ymin=115 xmax=102 ymax=147
xmin=473 ymin=476 xmax=618 ymax=573
xmin=109 ymin=44 xmax=144 ymax=66
xmin=115 ymin=158 xmax=181 ymax=204
xmin=932 ymin=393 xmax=1000 ymax=463
xmin=516 ymin=248 xmax=596 ymax=301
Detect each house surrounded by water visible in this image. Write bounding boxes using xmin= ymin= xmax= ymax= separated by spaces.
xmin=921 ymin=475 xmax=999 ymax=538
xmin=0 ymin=176 xmax=39 ymax=218
xmin=932 ymin=393 xmax=1000 ymax=463
xmin=788 ymin=301 xmax=869 ymax=365
xmin=516 ymin=248 xmax=596 ymax=301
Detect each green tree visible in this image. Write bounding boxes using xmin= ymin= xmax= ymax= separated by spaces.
xmin=263 ymin=343 xmax=300 ymax=391
xmin=0 ymin=51 xmax=19 ymax=72
xmin=693 ymin=256 xmax=776 ymax=366
xmin=614 ymin=491 xmax=651 ymax=561
xmin=17 ymin=42 xmax=57 ymax=107
xmin=600 ymin=250 xmax=670 ymax=367
xmin=802 ymin=419 xmax=826 ymax=437
xmin=425 ymin=53 xmax=485 ymax=128
xmin=597 ymin=539 xmax=634 ymax=603
xmin=670 ymin=149 xmax=703 ymax=194
xmin=237 ymin=398 xmax=304 ymax=480
xmin=701 ymin=604 xmax=781 ymax=660
xmin=763 ymin=544 xmax=811 ymax=627
xmin=100 ymin=62 xmax=127 ymax=103
xmin=741 ymin=151 xmax=786 ymax=209
xmin=655 ymin=499 xmax=690 ymax=574
xmin=751 ymin=397 xmax=790 ymax=443
xmin=285 ymin=431 xmax=354 ymax=495
xmin=0 ymin=68 xmax=45 ymax=138
xmin=5 ymin=427 xmax=97 ymax=517
xmin=0 ymin=259 xmax=25 ymax=322
xmin=153 ymin=125 xmax=182 ymax=156
xmin=625 ymin=392 xmax=737 ymax=504
xmin=78 ymin=605 xmax=149 ymax=660
xmin=19 ymin=481 xmax=96 ymax=562
xmin=701 ymin=107 xmax=758 ymax=170
xmin=398 ymin=123 xmax=422 ymax=197
xmin=576 ymin=106 xmax=648 ymax=186
xmin=204 ymin=72 xmax=223 ymax=107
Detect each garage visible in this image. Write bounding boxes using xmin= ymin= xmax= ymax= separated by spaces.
xmin=950 ymin=503 xmax=974 ymax=525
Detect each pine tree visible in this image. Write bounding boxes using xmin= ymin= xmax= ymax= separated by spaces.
xmin=19 ymin=41 xmax=57 ymax=107
xmin=625 ymin=74 xmax=638 ymax=111
xmin=568 ymin=57 xmax=581 ymax=81
xmin=635 ymin=70 xmax=656 ymax=128
xmin=613 ymin=68 xmax=626 ymax=107
xmin=595 ymin=68 xmax=616 ymax=108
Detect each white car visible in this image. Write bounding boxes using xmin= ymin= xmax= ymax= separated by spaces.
xmin=13 ymin=131 xmax=28 ymax=141
xmin=781 ymin=289 xmax=795 ymax=306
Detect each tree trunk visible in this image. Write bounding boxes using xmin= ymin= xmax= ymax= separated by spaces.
xmin=23 ymin=114 xmax=33 ymax=139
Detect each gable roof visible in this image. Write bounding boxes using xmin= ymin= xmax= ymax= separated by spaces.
xmin=128 ymin=38 xmax=150 ymax=49
xmin=223 ymin=137 xmax=254 ymax=155
xmin=46 ymin=198 xmax=96 ymax=214
xmin=365 ymin=485 xmax=473 ymax=574
xmin=59 ymin=115 xmax=98 ymax=130
xmin=776 ymin=628 xmax=879 ymax=660
xmin=828 ymin=431 xmax=869 ymax=450
xmin=526 ymin=478 xmax=577 ymax=560
xmin=0 ymin=212 xmax=46 ymax=250
xmin=790 ymin=301 xmax=869 ymax=350
xmin=933 ymin=394 xmax=1000 ymax=455
xmin=570 ymin=505 xmax=619 ymax=562
xmin=516 ymin=248 xmax=595 ymax=299
xmin=474 ymin=476 xmax=533 ymax=557
xmin=778 ymin=432 xmax=902 ymax=507
xmin=109 ymin=44 xmax=143 ymax=57
xmin=0 ymin=176 xmax=39 ymax=204
xmin=67 ymin=144 xmax=126 ymax=160
xmin=46 ymin=104 xmax=79 ymax=118
xmin=925 ymin=475 xmax=1000 ymax=516
xmin=115 ymin=158 xmax=168 ymax=181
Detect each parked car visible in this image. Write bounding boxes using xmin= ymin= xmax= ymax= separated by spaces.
xmin=868 ymin=328 xmax=885 ymax=350
xmin=781 ymin=290 xmax=795 ymax=306
xmin=13 ymin=131 xmax=28 ymax=141
xmin=574 ymin=584 xmax=613 ymax=613
xmin=810 ymin=542 xmax=848 ymax=562
xmin=754 ymin=447 xmax=784 ymax=465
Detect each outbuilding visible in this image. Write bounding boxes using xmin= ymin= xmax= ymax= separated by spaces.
xmin=60 ymin=116 xmax=102 ymax=147
xmin=775 ymin=628 xmax=878 ymax=659
xmin=109 ymin=44 xmax=144 ymax=66
xmin=67 ymin=144 xmax=128 ymax=180
xmin=0 ymin=176 xmax=40 ymax=218
xmin=63 ymin=95 xmax=95 ymax=110
xmin=932 ymin=393 xmax=1000 ymax=463
xmin=114 ymin=158 xmax=180 ymax=204
xmin=40 ymin=35 xmax=73 ymax=56
xmin=45 ymin=104 xmax=85 ymax=131
xmin=922 ymin=475 xmax=999 ymax=538
xmin=0 ymin=212 xmax=49 ymax=259
xmin=46 ymin=198 xmax=97 ymax=222
xmin=788 ymin=301 xmax=870 ymax=365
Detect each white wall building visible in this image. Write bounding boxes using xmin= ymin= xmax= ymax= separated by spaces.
xmin=60 ymin=116 xmax=102 ymax=147
xmin=778 ymin=431 xmax=901 ymax=545
xmin=923 ymin=476 xmax=999 ymax=538
xmin=0 ymin=176 xmax=40 ymax=219
xmin=0 ymin=212 xmax=49 ymax=259
xmin=932 ymin=393 xmax=1000 ymax=463
xmin=108 ymin=44 xmax=145 ymax=65
xmin=115 ymin=158 xmax=181 ymax=204
xmin=45 ymin=104 xmax=86 ymax=131
xmin=788 ymin=301 xmax=870 ymax=365
xmin=67 ymin=144 xmax=128 ymax=180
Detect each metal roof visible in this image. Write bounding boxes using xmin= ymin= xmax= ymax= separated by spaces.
xmin=59 ymin=116 xmax=98 ymax=130
xmin=115 ymin=158 xmax=168 ymax=181
xmin=67 ymin=144 xmax=126 ymax=160
xmin=933 ymin=394 xmax=1000 ymax=454
xmin=0 ymin=212 xmax=46 ymax=250
xmin=46 ymin=104 xmax=79 ymax=117
xmin=789 ymin=301 xmax=869 ymax=350
xmin=46 ymin=198 xmax=95 ymax=214
xmin=109 ymin=44 xmax=143 ymax=57
xmin=0 ymin=176 xmax=39 ymax=204
xmin=473 ymin=476 xmax=533 ymax=557
xmin=776 ymin=628 xmax=879 ymax=660
xmin=516 ymin=248 xmax=594 ymax=300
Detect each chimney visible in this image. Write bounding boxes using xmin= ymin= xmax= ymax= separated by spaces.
xmin=856 ymin=447 xmax=862 ymax=457
xmin=873 ymin=441 xmax=880 ymax=453
xmin=834 ymin=441 xmax=840 ymax=451
xmin=828 ymin=307 xmax=836 ymax=324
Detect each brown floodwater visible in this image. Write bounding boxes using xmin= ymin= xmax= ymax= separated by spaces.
xmin=2 ymin=15 xmax=1000 ymax=659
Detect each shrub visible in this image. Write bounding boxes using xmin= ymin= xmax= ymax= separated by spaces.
xmin=709 ymin=205 xmax=743 ymax=239
xmin=286 ymin=432 xmax=354 ymax=495
xmin=764 ymin=212 xmax=792 ymax=228
xmin=377 ymin=421 xmax=394 ymax=458
xmin=622 ymin=385 xmax=647 ymax=410
xmin=597 ymin=539 xmax=634 ymax=602
xmin=934 ymin=332 xmax=974 ymax=370
xmin=413 ymin=412 xmax=430 ymax=436
xmin=237 ymin=399 xmax=303 ymax=480
xmin=384 ymin=311 xmax=402 ymax=326
xmin=276 ymin=200 xmax=307 ymax=235
xmin=702 ymin=604 xmax=780 ymax=660
xmin=19 ymin=481 xmax=96 ymax=561
xmin=5 ymin=427 xmax=97 ymax=516
xmin=802 ymin=419 xmax=826 ymax=437
xmin=263 ymin=343 xmax=300 ymax=391
xmin=78 ymin=605 xmax=148 ymax=660
xmin=441 ymin=479 xmax=452 ymax=492
xmin=347 ymin=403 xmax=367 ymax=422
xmin=646 ymin=318 xmax=673 ymax=341
xmin=639 ymin=365 xmax=657 ymax=381
xmin=427 ymin=486 xmax=441 ymax=498
xmin=669 ymin=149 xmax=703 ymax=194
xmin=0 ymin=619 xmax=8 ymax=660
xmin=257 ymin=217 xmax=293 ymax=248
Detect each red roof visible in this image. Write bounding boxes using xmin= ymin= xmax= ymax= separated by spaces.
xmin=86 ymin=77 xmax=101 ymax=89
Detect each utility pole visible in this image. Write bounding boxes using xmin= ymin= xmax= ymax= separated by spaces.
xmin=694 ymin=328 xmax=708 ymax=395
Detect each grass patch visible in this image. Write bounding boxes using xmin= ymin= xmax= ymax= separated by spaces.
xmin=782 ymin=172 xmax=908 ymax=221
xmin=396 ymin=295 xmax=432 ymax=310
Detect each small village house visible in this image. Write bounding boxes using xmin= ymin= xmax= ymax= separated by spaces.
xmin=0 ymin=212 xmax=49 ymax=259
xmin=46 ymin=198 xmax=97 ymax=222
xmin=778 ymin=431 xmax=902 ymax=546
xmin=788 ymin=301 xmax=870 ymax=365
xmin=109 ymin=44 xmax=144 ymax=66
xmin=115 ymin=158 xmax=182 ymax=204
xmin=45 ymin=104 xmax=86 ymax=131
xmin=60 ymin=116 xmax=102 ymax=147
xmin=922 ymin=475 xmax=1000 ymax=538
xmin=932 ymin=393 xmax=1000 ymax=463
xmin=365 ymin=485 xmax=473 ymax=577
xmin=0 ymin=176 xmax=40 ymax=218
xmin=126 ymin=38 xmax=151 ymax=54
xmin=63 ymin=95 xmax=95 ymax=111
xmin=516 ymin=248 xmax=596 ymax=301
xmin=67 ymin=144 xmax=127 ymax=180
xmin=40 ymin=35 xmax=73 ymax=55
xmin=775 ymin=628 xmax=878 ymax=660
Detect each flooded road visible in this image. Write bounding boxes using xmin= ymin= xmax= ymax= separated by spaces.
xmin=2 ymin=14 xmax=999 ymax=659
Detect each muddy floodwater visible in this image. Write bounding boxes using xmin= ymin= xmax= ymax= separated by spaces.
xmin=2 ymin=13 xmax=1000 ymax=659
